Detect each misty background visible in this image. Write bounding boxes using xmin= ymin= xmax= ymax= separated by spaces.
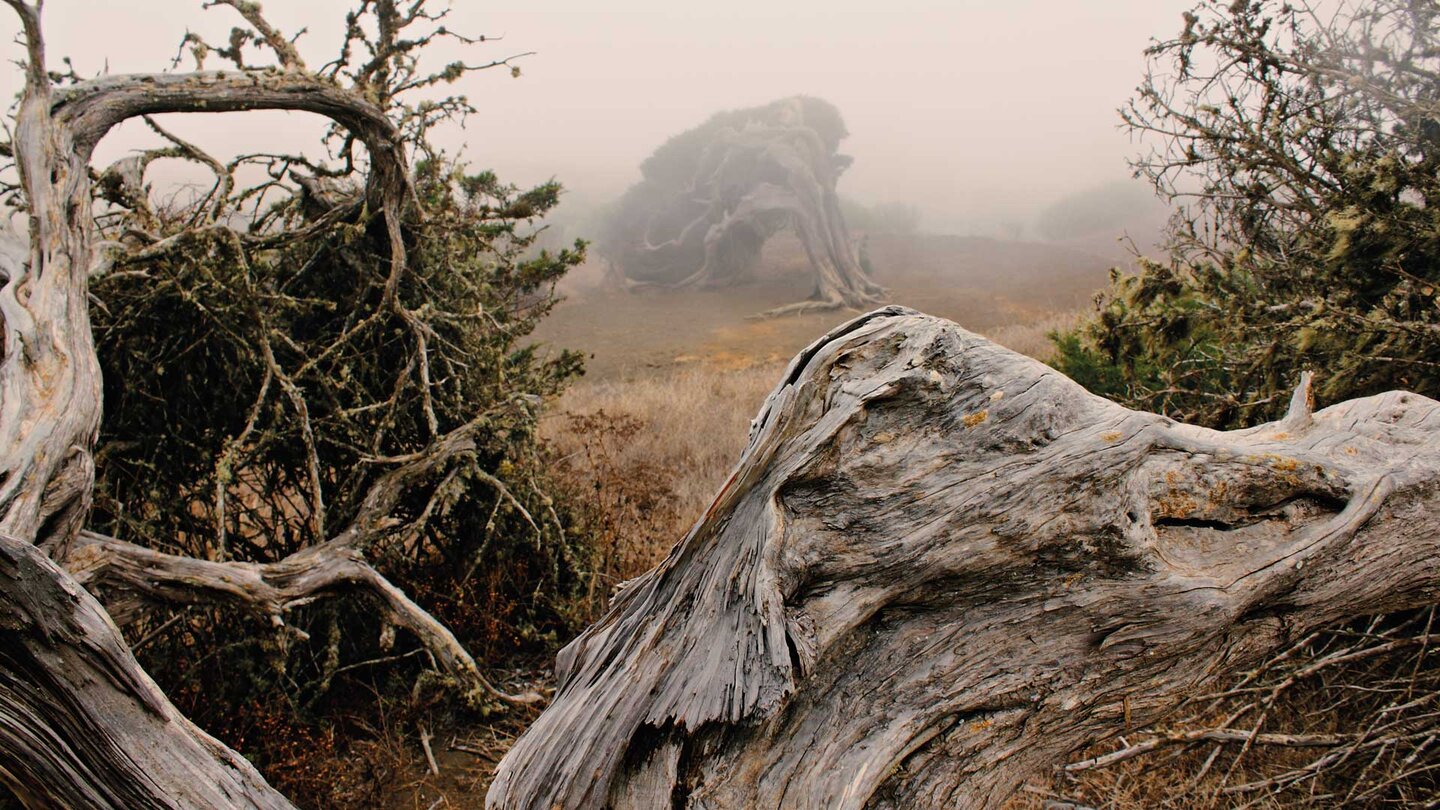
xmin=0 ymin=0 xmax=1191 ymax=241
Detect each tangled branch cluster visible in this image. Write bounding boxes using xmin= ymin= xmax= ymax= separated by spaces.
xmin=1049 ymin=609 xmax=1440 ymax=807
xmin=1 ymin=0 xmax=588 ymax=730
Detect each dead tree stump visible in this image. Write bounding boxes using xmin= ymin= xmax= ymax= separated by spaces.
xmin=489 ymin=306 xmax=1440 ymax=809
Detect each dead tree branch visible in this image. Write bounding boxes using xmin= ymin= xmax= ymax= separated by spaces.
xmin=0 ymin=533 xmax=295 ymax=809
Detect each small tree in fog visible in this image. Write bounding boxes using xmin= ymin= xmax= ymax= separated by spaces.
xmin=1056 ymin=0 xmax=1440 ymax=428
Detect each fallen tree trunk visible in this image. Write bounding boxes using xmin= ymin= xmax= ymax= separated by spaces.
xmin=489 ymin=306 xmax=1440 ymax=809
xmin=0 ymin=533 xmax=295 ymax=809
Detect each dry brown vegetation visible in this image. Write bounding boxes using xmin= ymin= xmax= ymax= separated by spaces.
xmin=1013 ymin=608 xmax=1440 ymax=809
xmin=543 ymin=362 xmax=785 ymax=611
xmin=539 ymin=310 xmax=1076 ymax=616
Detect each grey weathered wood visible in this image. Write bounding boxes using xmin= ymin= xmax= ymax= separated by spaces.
xmin=0 ymin=533 xmax=294 ymax=809
xmin=489 ymin=306 xmax=1440 ymax=809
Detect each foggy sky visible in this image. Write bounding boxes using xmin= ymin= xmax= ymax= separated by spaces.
xmin=0 ymin=0 xmax=1195 ymax=235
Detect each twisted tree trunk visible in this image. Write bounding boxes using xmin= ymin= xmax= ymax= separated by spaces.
xmin=489 ymin=306 xmax=1440 ymax=809
xmin=606 ymin=96 xmax=886 ymax=316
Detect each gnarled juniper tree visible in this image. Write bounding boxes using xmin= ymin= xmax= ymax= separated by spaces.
xmin=0 ymin=1 xmax=584 ymax=804
xmin=602 ymin=96 xmax=885 ymax=318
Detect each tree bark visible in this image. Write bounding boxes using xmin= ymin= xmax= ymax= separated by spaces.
xmin=489 ymin=306 xmax=1440 ymax=809
xmin=0 ymin=532 xmax=294 ymax=809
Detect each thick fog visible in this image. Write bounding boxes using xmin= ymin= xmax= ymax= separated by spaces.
xmin=0 ymin=0 xmax=1192 ymax=237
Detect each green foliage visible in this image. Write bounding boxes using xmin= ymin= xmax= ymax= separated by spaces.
xmin=93 ymin=154 xmax=588 ymax=709
xmin=1054 ymin=0 xmax=1440 ymax=428
xmin=88 ymin=150 xmax=590 ymax=802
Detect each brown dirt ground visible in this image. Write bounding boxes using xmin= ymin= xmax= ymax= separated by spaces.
xmin=532 ymin=231 xmax=1113 ymax=382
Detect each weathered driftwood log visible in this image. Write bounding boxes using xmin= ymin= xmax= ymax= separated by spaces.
xmin=0 ymin=533 xmax=294 ymax=809
xmin=604 ymin=96 xmax=886 ymax=316
xmin=489 ymin=306 xmax=1440 ymax=809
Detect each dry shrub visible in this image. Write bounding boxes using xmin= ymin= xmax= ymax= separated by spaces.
xmin=170 ymin=692 xmax=398 ymax=808
xmin=981 ymin=310 xmax=1083 ymax=362
xmin=1014 ymin=606 xmax=1440 ymax=808
xmin=543 ymin=361 xmax=782 ymax=619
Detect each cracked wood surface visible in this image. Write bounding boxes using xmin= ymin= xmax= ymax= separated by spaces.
xmin=489 ymin=306 xmax=1440 ymax=809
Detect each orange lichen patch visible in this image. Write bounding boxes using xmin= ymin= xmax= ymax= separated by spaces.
xmin=1101 ymin=431 xmax=1123 ymax=442
xmin=962 ymin=410 xmax=989 ymax=428
xmin=1269 ymin=431 xmax=1292 ymax=441
xmin=1250 ymin=452 xmax=1303 ymax=472
xmin=1156 ymin=472 xmax=1199 ymax=518
xmin=1156 ymin=492 xmax=1198 ymax=519
xmin=969 ymin=718 xmax=993 ymax=733
xmin=1208 ymin=480 xmax=1230 ymax=504
xmin=1268 ymin=455 xmax=1301 ymax=472
xmin=1063 ymin=572 xmax=1084 ymax=590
